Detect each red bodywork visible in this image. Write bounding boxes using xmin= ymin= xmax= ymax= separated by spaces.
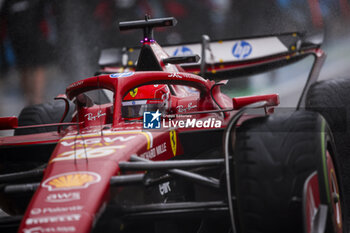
xmin=0 ymin=42 xmax=238 ymax=233
xmin=0 ymin=18 xmax=325 ymax=233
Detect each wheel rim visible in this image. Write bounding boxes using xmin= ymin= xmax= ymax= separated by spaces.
xmin=327 ymin=151 xmax=342 ymax=233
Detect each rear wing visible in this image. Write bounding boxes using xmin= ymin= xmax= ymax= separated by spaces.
xmin=98 ymin=16 xmax=325 ymax=108
xmin=98 ymin=32 xmax=322 ymax=79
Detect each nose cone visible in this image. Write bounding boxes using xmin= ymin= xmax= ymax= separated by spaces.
xmin=18 ymin=130 xmax=153 ymax=233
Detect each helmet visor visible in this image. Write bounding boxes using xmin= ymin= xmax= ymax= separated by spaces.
xmin=122 ymin=100 xmax=165 ymax=119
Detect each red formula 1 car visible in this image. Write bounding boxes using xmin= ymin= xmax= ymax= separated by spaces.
xmin=0 ymin=17 xmax=349 ymax=233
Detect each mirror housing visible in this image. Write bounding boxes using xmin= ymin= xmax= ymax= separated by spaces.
xmin=233 ymin=94 xmax=279 ymax=110
xmin=0 ymin=117 xmax=18 ymax=130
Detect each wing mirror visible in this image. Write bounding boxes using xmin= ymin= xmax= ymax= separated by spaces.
xmin=0 ymin=117 xmax=18 ymax=130
xmin=233 ymin=94 xmax=280 ymax=110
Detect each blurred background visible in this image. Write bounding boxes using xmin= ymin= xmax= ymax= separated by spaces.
xmin=0 ymin=0 xmax=349 ymax=118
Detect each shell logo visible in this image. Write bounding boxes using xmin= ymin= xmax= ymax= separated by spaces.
xmin=42 ymin=172 xmax=101 ymax=191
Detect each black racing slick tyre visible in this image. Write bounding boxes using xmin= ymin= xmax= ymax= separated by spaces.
xmin=14 ymin=100 xmax=74 ymax=135
xmin=233 ymin=111 xmax=347 ymax=233
xmin=306 ymin=78 xmax=350 ymax=226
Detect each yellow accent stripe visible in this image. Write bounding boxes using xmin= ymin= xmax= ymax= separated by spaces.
xmin=59 ymin=131 xmax=152 ymax=150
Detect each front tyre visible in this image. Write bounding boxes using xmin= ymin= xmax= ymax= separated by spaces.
xmin=306 ymin=78 xmax=350 ymax=227
xmin=232 ymin=111 xmax=347 ymax=233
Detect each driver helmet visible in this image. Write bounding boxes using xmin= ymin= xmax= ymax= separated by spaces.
xmin=122 ymin=84 xmax=170 ymax=120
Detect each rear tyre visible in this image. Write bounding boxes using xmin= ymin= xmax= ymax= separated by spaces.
xmin=306 ymin=78 xmax=350 ymax=225
xmin=0 ymin=101 xmax=73 ymax=215
xmin=233 ymin=111 xmax=347 ymax=233
xmin=14 ymin=100 xmax=74 ymax=135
